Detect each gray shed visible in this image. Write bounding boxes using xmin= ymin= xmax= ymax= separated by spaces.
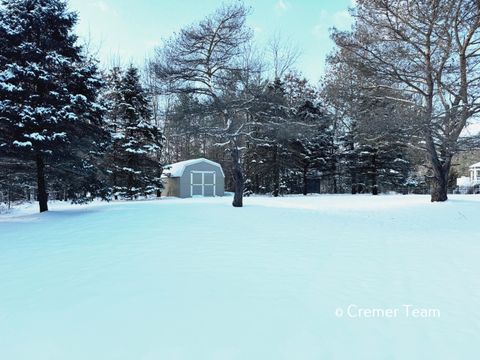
xmin=161 ymin=158 xmax=225 ymax=198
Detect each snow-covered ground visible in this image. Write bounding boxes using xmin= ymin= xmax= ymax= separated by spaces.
xmin=1 ymin=195 xmax=480 ymax=359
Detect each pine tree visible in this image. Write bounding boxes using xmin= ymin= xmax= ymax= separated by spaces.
xmin=103 ymin=66 xmax=163 ymax=199
xmin=163 ymin=94 xmax=209 ymax=163
xmin=102 ymin=67 xmax=124 ymax=198
xmin=0 ymin=0 xmax=105 ymax=212
xmin=339 ymin=97 xmax=414 ymax=195
xmin=289 ymin=100 xmax=335 ymax=195
xmin=246 ymin=78 xmax=292 ymax=196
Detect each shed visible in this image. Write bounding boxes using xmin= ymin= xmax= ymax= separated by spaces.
xmin=161 ymin=158 xmax=225 ymax=198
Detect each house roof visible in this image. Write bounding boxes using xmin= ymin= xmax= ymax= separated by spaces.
xmin=162 ymin=158 xmax=225 ymax=177
xmin=469 ymin=162 xmax=480 ymax=168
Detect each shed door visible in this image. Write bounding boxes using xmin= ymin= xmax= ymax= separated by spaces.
xmin=190 ymin=171 xmax=216 ymax=197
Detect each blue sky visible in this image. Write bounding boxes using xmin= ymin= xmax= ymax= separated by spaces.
xmin=69 ymin=0 xmax=355 ymax=82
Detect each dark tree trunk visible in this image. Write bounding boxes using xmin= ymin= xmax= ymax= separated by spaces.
xmin=7 ymin=186 xmax=11 ymax=209
xmin=302 ymin=166 xmax=308 ymax=196
xmin=332 ymin=161 xmax=338 ymax=194
xmin=35 ymin=153 xmax=48 ymax=213
xmin=126 ymin=153 xmax=135 ymax=200
xmin=431 ymin=164 xmax=449 ymax=202
xmin=113 ymin=165 xmax=118 ymax=200
xmin=349 ymin=140 xmax=357 ymax=194
xmin=272 ymin=145 xmax=280 ymax=197
xmin=231 ymin=146 xmax=243 ymax=207
xmin=426 ymin=136 xmax=450 ymax=202
xmin=351 ymin=172 xmax=358 ymax=195
xmin=371 ymin=149 xmax=378 ymax=195
xmin=127 ymin=173 xmax=134 ymax=199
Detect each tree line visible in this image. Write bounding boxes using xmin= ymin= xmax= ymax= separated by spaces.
xmin=1 ymin=0 xmax=479 ymax=212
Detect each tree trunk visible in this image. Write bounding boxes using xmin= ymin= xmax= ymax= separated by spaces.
xmin=349 ymin=140 xmax=357 ymax=194
xmin=425 ymin=133 xmax=450 ymax=202
xmin=430 ymin=164 xmax=449 ymax=202
xmin=127 ymin=153 xmax=135 ymax=200
xmin=272 ymin=145 xmax=280 ymax=197
xmin=371 ymin=149 xmax=378 ymax=196
xmin=231 ymin=146 xmax=243 ymax=207
xmin=332 ymin=160 xmax=338 ymax=194
xmin=113 ymin=161 xmax=118 ymax=200
xmin=36 ymin=153 xmax=48 ymax=213
xmin=351 ymin=172 xmax=358 ymax=195
xmin=302 ymin=166 xmax=308 ymax=196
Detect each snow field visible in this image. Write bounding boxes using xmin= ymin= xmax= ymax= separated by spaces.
xmin=1 ymin=195 xmax=480 ymax=359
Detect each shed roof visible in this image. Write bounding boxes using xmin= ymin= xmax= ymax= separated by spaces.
xmin=162 ymin=158 xmax=225 ymax=177
xmin=469 ymin=162 xmax=480 ymax=169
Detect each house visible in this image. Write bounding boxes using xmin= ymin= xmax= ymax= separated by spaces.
xmin=469 ymin=162 xmax=480 ymax=185
xmin=456 ymin=161 xmax=480 ymax=193
xmin=161 ymin=158 xmax=225 ymax=198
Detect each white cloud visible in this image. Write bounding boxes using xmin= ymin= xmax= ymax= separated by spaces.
xmin=312 ymin=9 xmax=353 ymax=39
xmin=253 ymin=26 xmax=263 ymax=34
xmin=91 ymin=1 xmax=118 ymax=16
xmin=92 ymin=1 xmax=108 ymax=13
xmin=312 ymin=10 xmax=329 ymax=39
xmin=274 ymin=0 xmax=290 ymax=14
xmin=333 ymin=10 xmax=353 ymax=28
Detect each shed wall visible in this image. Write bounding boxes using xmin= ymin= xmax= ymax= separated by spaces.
xmin=162 ymin=177 xmax=181 ymax=197
xmin=179 ymin=162 xmax=225 ymax=198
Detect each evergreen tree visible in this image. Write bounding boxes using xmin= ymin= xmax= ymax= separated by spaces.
xmin=0 ymin=0 xmax=105 ymax=212
xmin=245 ymin=79 xmax=292 ymax=196
xmin=162 ymin=94 xmax=210 ymax=163
xmin=338 ymin=95 xmax=414 ymax=195
xmin=289 ymin=100 xmax=335 ymax=195
xmin=103 ymin=65 xmax=163 ymax=199
xmin=244 ymin=74 xmax=336 ymax=196
xmin=102 ymin=66 xmax=124 ymax=197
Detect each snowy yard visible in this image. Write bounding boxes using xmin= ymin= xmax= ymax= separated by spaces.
xmin=1 ymin=195 xmax=480 ymax=359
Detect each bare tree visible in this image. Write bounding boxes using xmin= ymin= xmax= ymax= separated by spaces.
xmin=268 ymin=31 xmax=302 ymax=80
xmin=332 ymin=0 xmax=480 ymax=201
xmin=151 ymin=3 xmax=257 ymax=207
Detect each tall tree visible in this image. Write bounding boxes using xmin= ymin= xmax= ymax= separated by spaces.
xmin=249 ymin=78 xmax=291 ymax=197
xmin=289 ymin=100 xmax=335 ymax=195
xmin=102 ymin=65 xmax=163 ymax=199
xmin=102 ymin=66 xmax=124 ymax=197
xmin=332 ymin=0 xmax=480 ymax=201
xmin=161 ymin=94 xmax=212 ymax=163
xmin=324 ymin=51 xmax=416 ymax=195
xmin=152 ymin=3 xmax=255 ymax=207
xmin=0 ymin=0 xmax=105 ymax=212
